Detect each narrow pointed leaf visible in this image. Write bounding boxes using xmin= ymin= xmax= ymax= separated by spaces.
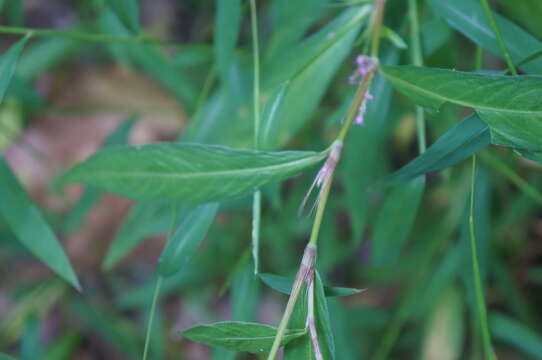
xmin=372 ymin=176 xmax=425 ymax=268
xmin=180 ymin=321 xmax=305 ymax=353
xmin=258 ymin=81 xmax=290 ymax=150
xmin=102 ymin=203 xmax=171 ymax=270
xmin=0 ymin=156 xmax=80 ymax=290
xmin=258 ymin=273 xmax=362 ymax=297
xmin=427 ymin=0 xmax=542 ymax=74
xmin=60 ymin=142 xmax=325 ymax=202
xmin=214 ymin=0 xmax=242 ymax=84
xmin=490 ymin=313 xmax=542 ymax=359
xmin=0 ymin=36 xmax=28 ymax=102
xmin=387 ymin=114 xmax=490 ymax=183
xmin=381 ymin=66 xmax=542 ymax=151
xmin=262 ymin=5 xmax=371 ymax=148
xmin=158 ymin=203 xmax=219 ymax=277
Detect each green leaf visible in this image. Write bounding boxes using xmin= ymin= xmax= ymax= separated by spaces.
xmin=101 ymin=203 xmax=171 ymax=270
xmin=180 ymin=321 xmax=305 ymax=353
xmin=214 ymin=0 xmax=242 ymax=84
xmin=20 ymin=314 xmax=40 ymax=360
xmin=284 ymin=272 xmax=335 ymax=359
xmin=158 ymin=203 xmax=219 ymax=277
xmin=171 ymin=44 xmax=213 ymax=68
xmin=258 ymin=273 xmax=362 ymax=297
xmin=490 ymin=313 xmax=542 ymax=359
xmin=99 ymin=8 xmax=197 ymax=109
xmin=386 ymin=114 xmax=490 ymax=184
xmin=0 ymin=156 xmax=80 ymax=290
xmin=0 ymin=354 xmax=16 ymax=360
xmin=372 ymin=176 xmax=425 ymax=268
xmin=109 ymin=0 xmax=140 ymax=32
xmin=266 ymin=0 xmax=330 ymax=60
xmin=381 ymin=65 xmax=542 ymax=151
xmin=381 ymin=26 xmax=407 ymax=49
xmin=63 ymin=117 xmax=136 ymax=234
xmin=0 ymin=36 xmax=28 ymax=103
xmin=427 ymin=0 xmax=542 ymax=74
xmin=262 ymin=5 xmax=371 ymax=149
xmin=60 ymin=142 xmax=325 ymax=202
xmin=258 ymin=81 xmax=290 ymax=150
xmin=341 ymin=47 xmax=399 ymax=243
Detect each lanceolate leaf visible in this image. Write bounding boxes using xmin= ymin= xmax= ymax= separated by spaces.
xmin=372 ymin=177 xmax=425 ymax=268
xmin=0 ymin=36 xmax=28 ymax=102
xmin=387 ymin=114 xmax=491 ymax=183
xmin=0 ymin=156 xmax=80 ymax=290
xmin=262 ymin=5 xmax=371 ymax=149
xmin=60 ymin=143 xmax=326 ymax=202
xmin=102 ymin=203 xmax=172 ymax=270
xmin=381 ymin=66 xmax=542 ymax=151
xmin=180 ymin=321 xmax=305 ymax=353
xmin=490 ymin=313 xmax=542 ymax=359
xmin=158 ymin=203 xmax=219 ymax=277
xmin=428 ymin=0 xmax=542 ymax=75
xmin=258 ymin=273 xmax=362 ymax=297
xmin=214 ymin=0 xmax=242 ymax=85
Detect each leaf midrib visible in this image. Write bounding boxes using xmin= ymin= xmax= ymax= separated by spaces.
xmin=77 ymin=153 xmax=325 ymax=181
xmin=383 ymin=70 xmax=542 ymax=116
xmin=199 ymin=331 xmax=305 ymax=342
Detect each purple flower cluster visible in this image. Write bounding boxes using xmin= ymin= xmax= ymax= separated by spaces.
xmin=349 ymin=55 xmax=375 ymax=125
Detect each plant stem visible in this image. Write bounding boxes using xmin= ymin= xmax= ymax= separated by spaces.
xmin=268 ymin=1 xmax=388 ymax=356
xmin=370 ymin=0 xmax=387 ymax=57
xmin=468 ymin=156 xmax=497 ymax=360
xmin=250 ymin=0 xmax=262 ymax=274
xmin=408 ymin=0 xmax=426 ymax=153
xmin=250 ymin=0 xmax=261 ymax=149
xmin=475 ymin=46 xmax=484 ymax=70
xmin=267 ymin=244 xmax=316 ymax=360
xmin=142 ymin=205 xmax=178 ymax=359
xmin=252 ymin=191 xmax=261 ymax=273
xmin=0 ymin=25 xmax=179 ymax=47
xmin=142 ymin=276 xmax=163 ymax=360
xmin=479 ymin=0 xmax=517 ymax=75
xmin=337 ymin=69 xmax=376 ymax=143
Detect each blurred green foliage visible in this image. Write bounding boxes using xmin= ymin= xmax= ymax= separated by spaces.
xmin=0 ymin=0 xmax=541 ymax=359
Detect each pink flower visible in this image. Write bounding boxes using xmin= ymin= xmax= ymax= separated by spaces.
xmin=354 ymin=92 xmax=373 ymax=125
xmin=349 ymin=55 xmax=374 ymax=84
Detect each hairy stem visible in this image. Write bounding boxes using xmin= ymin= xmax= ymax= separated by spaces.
xmin=267 ymin=244 xmax=316 ymax=360
xmin=307 ymin=277 xmax=323 ymax=360
xmin=370 ymin=0 xmax=387 ymax=57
